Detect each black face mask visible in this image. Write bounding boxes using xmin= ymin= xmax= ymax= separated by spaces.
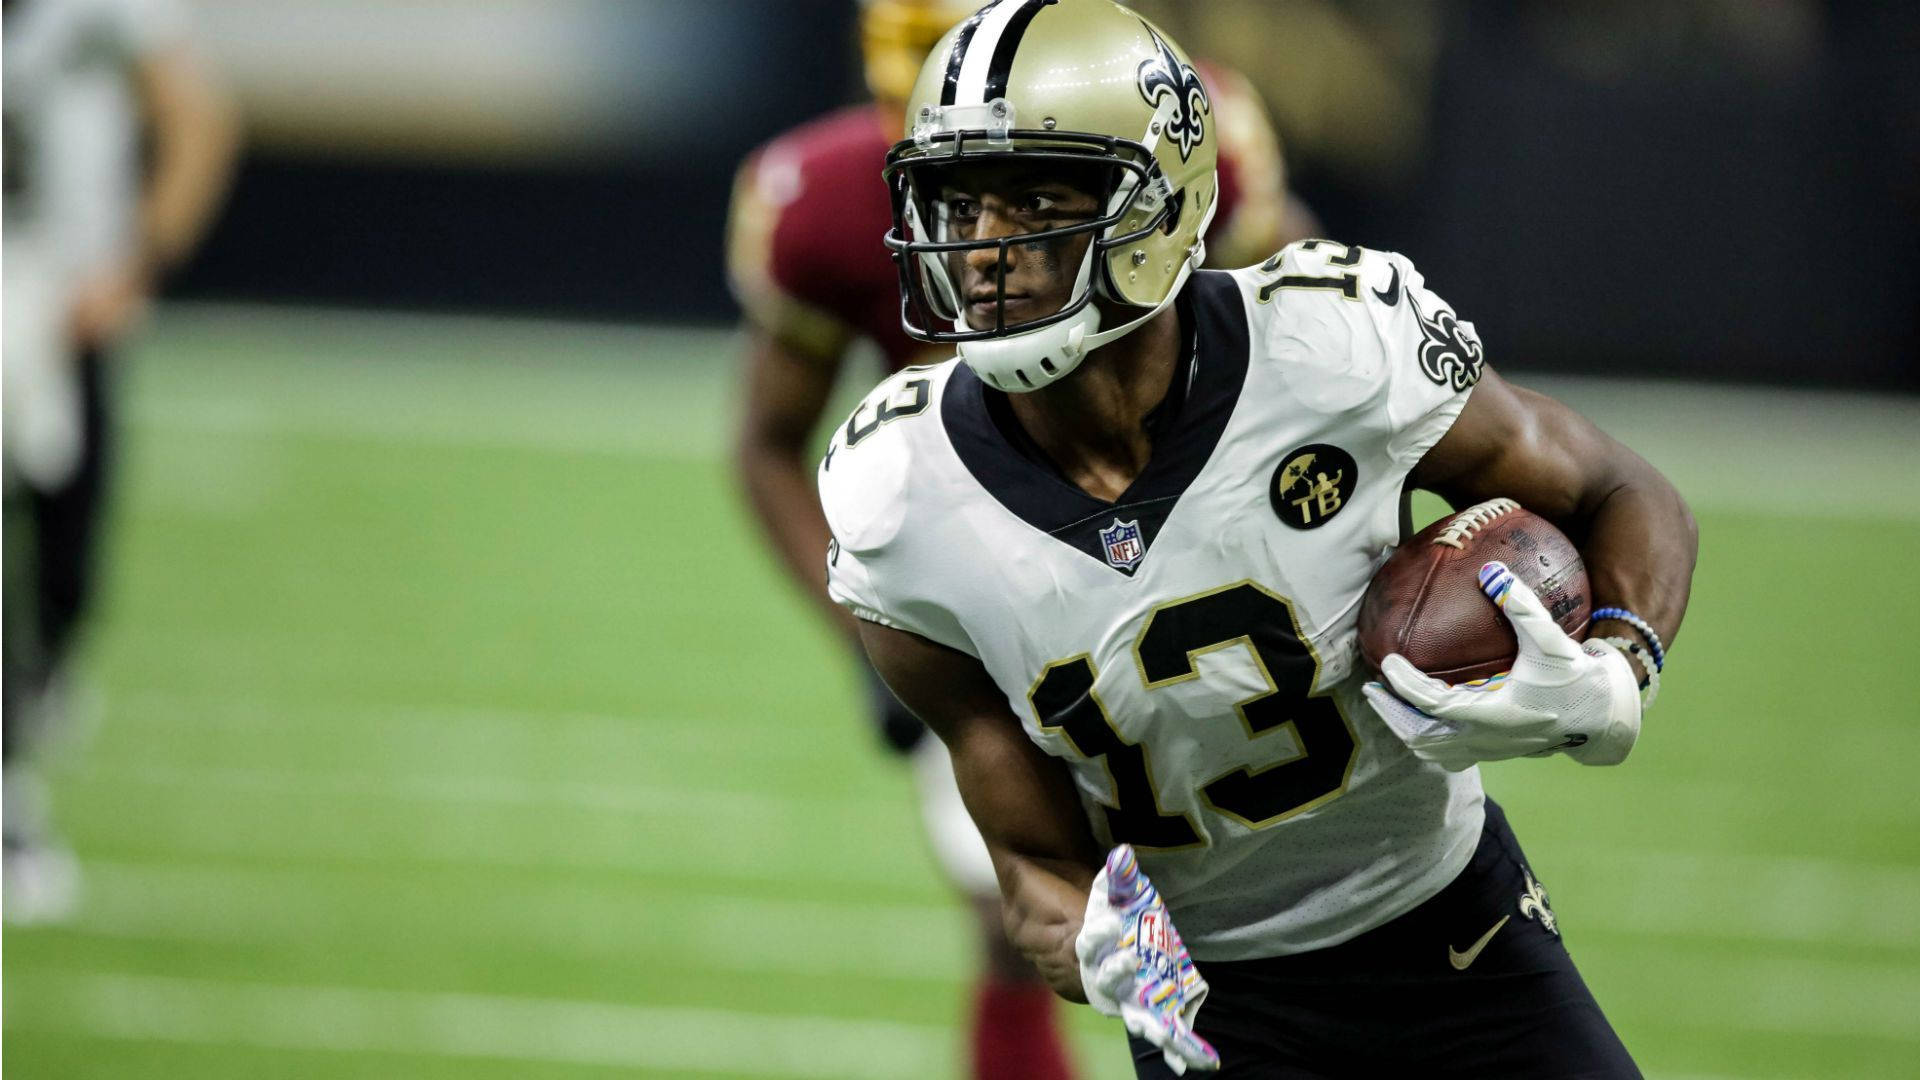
xmin=882 ymin=130 xmax=1170 ymax=347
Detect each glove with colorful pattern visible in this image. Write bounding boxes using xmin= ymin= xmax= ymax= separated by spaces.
xmin=1076 ymin=844 xmax=1220 ymax=1074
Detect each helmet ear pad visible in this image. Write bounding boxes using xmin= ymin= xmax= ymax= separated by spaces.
xmin=1099 ymin=169 xmax=1216 ymax=308
xmin=1092 ymin=187 xmax=1186 ymax=304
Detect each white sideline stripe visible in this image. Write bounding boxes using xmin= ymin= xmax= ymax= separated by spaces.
xmin=7 ymin=971 xmax=952 ymax=1079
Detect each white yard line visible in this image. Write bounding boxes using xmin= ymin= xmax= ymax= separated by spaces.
xmin=65 ymin=690 xmax=1920 ymax=955
xmin=52 ymin=749 xmax=1920 ymax=949
xmin=111 ymin=687 xmax=757 ymax=736
xmin=6 ymin=970 xmax=955 ymax=1079
xmin=73 ymin=757 xmax=887 ymax=827
xmin=6 ymin=965 xmax=1909 ymax=1078
xmin=66 ymin=858 xmax=971 ymax=983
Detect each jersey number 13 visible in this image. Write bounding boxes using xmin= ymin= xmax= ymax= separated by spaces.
xmin=1027 ymin=581 xmax=1357 ymax=849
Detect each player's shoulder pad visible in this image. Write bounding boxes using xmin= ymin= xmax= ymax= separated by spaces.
xmin=816 ymin=360 xmax=955 ymax=554
xmin=1235 ymin=240 xmax=1477 ymax=413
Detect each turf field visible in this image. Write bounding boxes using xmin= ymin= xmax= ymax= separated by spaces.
xmin=5 ymin=305 xmax=1918 ymax=1078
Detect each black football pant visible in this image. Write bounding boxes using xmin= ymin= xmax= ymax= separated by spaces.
xmin=3 ymin=347 xmax=114 ymax=763
xmin=1129 ymin=799 xmax=1639 ymax=1079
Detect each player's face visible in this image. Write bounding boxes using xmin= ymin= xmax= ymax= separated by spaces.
xmin=935 ymin=161 xmax=1107 ymax=330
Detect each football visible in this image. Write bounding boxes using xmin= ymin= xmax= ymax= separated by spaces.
xmin=1357 ymin=498 xmax=1590 ymax=683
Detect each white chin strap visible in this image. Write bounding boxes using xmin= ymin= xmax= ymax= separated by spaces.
xmin=956 ymin=253 xmax=1199 ymax=394
xmin=954 ymin=156 xmax=1218 ymax=395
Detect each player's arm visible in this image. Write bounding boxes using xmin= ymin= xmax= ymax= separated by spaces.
xmin=1365 ymin=365 xmax=1696 ymax=768
xmin=135 ymin=43 xmax=242 ymax=278
xmin=855 ymin=617 xmax=1104 ymax=999
xmin=725 ymin=148 xmax=863 ymax=640
xmin=71 ymin=38 xmax=240 ymax=350
xmin=1412 ymin=366 xmax=1698 ymax=654
xmin=734 ymin=328 xmax=860 ymax=641
xmin=858 ymin=619 xmax=1219 ymax=1069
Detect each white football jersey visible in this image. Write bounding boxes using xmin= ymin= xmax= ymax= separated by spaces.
xmin=822 ymin=241 xmax=1491 ymax=960
xmin=4 ymin=0 xmax=185 ymax=489
xmin=4 ymin=0 xmax=186 ymax=279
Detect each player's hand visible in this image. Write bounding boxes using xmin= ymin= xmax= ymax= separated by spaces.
xmin=1363 ymin=561 xmax=1642 ymax=770
xmin=1076 ymin=845 xmax=1220 ymax=1075
xmin=67 ymin=258 xmax=153 ymax=350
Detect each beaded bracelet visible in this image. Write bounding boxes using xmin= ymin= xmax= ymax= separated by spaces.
xmin=1597 ymin=636 xmax=1661 ymax=709
xmin=1591 ymin=607 xmax=1666 ymax=672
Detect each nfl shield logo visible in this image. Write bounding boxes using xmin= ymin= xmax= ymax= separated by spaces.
xmin=1099 ymin=518 xmax=1145 ymax=572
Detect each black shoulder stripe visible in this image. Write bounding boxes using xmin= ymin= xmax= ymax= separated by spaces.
xmin=983 ymin=0 xmax=1057 ymax=103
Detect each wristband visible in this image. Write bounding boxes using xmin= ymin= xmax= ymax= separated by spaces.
xmin=1597 ymin=636 xmax=1660 ymax=710
xmin=1591 ymin=607 xmax=1665 ymax=672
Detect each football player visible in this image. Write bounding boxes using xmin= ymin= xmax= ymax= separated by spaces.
xmin=727 ymin=2 xmax=1312 ymax=1076
xmin=3 ymin=0 xmax=241 ymax=923
xmin=820 ymin=1 xmax=1696 ymax=1076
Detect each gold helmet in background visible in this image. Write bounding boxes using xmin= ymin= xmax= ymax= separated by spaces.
xmin=860 ymin=0 xmax=981 ymax=107
xmin=883 ymin=0 xmax=1218 ymax=392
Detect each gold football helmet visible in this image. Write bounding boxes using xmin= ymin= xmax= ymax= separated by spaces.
xmin=883 ymin=0 xmax=1219 ymax=392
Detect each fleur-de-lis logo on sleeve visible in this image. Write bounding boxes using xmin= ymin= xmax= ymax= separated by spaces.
xmin=1411 ymin=292 xmax=1486 ymax=392
xmin=1135 ymin=23 xmax=1210 ymax=162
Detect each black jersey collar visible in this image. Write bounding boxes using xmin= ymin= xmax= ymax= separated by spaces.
xmin=941 ymin=270 xmax=1252 ymax=576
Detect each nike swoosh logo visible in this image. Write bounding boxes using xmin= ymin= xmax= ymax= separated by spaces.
xmin=1447 ymin=915 xmax=1510 ymax=970
xmin=1373 ymin=264 xmax=1402 ymax=306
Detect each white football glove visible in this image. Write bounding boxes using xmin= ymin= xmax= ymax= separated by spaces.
xmin=1363 ymin=560 xmax=1642 ymax=770
xmin=1076 ymin=845 xmax=1220 ymax=1075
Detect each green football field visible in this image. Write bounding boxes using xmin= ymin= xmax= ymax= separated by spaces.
xmin=5 ymin=306 xmax=1918 ymax=1079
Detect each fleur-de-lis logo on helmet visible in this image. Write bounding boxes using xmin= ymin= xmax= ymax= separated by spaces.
xmin=1134 ymin=22 xmax=1210 ymax=162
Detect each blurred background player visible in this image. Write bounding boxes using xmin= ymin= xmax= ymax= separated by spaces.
xmin=725 ymin=2 xmax=1313 ymax=1076
xmin=2 ymin=0 xmax=241 ymax=922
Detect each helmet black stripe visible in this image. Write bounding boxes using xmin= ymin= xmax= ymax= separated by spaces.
xmin=983 ymin=0 xmax=1057 ymax=103
xmin=940 ymin=4 xmax=995 ymax=106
